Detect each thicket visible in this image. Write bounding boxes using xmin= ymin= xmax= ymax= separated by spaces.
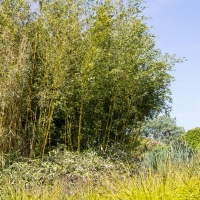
xmin=0 ymin=0 xmax=181 ymax=161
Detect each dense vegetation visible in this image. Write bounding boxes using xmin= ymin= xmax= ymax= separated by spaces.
xmin=1 ymin=1 xmax=200 ymax=199
xmin=0 ymin=0 xmax=181 ymax=161
xmin=0 ymin=143 xmax=199 ymax=199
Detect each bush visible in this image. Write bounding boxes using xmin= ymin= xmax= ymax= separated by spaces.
xmin=184 ymin=127 xmax=200 ymax=150
xmin=140 ymin=136 xmax=194 ymax=171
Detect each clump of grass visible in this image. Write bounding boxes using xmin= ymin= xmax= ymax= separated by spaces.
xmin=74 ymin=151 xmax=200 ymax=200
xmin=0 ymin=180 xmax=64 ymax=200
xmin=100 ymin=161 xmax=200 ymax=200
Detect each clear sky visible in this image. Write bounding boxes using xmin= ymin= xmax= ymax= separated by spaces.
xmin=143 ymin=0 xmax=200 ymax=131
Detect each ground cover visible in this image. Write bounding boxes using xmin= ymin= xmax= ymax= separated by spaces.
xmin=0 ymin=143 xmax=199 ymax=200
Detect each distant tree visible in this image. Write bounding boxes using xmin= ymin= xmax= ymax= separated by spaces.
xmin=141 ymin=115 xmax=184 ymax=140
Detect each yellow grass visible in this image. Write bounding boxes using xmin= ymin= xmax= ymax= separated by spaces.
xmin=1 ymin=153 xmax=199 ymax=200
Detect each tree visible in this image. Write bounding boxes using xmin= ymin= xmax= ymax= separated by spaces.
xmin=0 ymin=0 xmax=182 ymax=159
xmin=140 ymin=115 xmax=184 ymax=140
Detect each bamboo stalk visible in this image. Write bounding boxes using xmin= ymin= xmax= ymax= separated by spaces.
xmin=103 ymin=102 xmax=113 ymax=150
xmin=41 ymin=103 xmax=54 ymax=159
xmin=30 ymin=107 xmax=37 ymax=158
xmin=67 ymin=117 xmax=73 ymax=151
xmin=0 ymin=102 xmax=4 ymax=168
xmin=78 ymin=100 xmax=83 ymax=155
xmin=105 ymin=102 xmax=114 ymax=152
xmin=64 ymin=113 xmax=73 ymax=151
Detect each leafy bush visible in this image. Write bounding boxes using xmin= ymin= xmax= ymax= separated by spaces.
xmin=141 ymin=138 xmax=194 ymax=171
xmin=184 ymin=127 xmax=200 ymax=150
xmin=0 ymin=147 xmax=130 ymax=192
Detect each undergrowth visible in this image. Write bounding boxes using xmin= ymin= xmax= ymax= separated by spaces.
xmin=0 ymin=141 xmax=199 ymax=200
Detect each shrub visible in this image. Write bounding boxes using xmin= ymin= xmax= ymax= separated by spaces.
xmin=184 ymin=127 xmax=200 ymax=150
xmin=141 ymin=138 xmax=194 ymax=171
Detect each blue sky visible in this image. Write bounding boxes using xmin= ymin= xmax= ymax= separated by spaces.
xmin=143 ymin=0 xmax=200 ymax=131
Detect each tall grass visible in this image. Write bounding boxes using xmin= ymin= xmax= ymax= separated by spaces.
xmin=100 ymin=160 xmax=200 ymax=200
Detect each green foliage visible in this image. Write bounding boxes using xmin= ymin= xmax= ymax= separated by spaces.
xmin=0 ymin=0 xmax=182 ymax=159
xmin=0 ymin=148 xmax=129 ymax=189
xmin=101 ymin=159 xmax=200 ymax=200
xmin=184 ymin=127 xmax=200 ymax=150
xmin=141 ymin=115 xmax=184 ymax=141
xmin=0 ymin=148 xmax=199 ymax=199
xmin=141 ymin=140 xmax=194 ymax=171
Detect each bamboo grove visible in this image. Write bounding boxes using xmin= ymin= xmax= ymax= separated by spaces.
xmin=0 ymin=0 xmax=180 ymax=160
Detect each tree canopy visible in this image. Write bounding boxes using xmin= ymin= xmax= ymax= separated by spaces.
xmin=141 ymin=115 xmax=184 ymax=140
xmin=0 ymin=0 xmax=181 ymax=159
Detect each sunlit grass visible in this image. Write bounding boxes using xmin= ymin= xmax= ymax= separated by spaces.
xmin=101 ymin=162 xmax=200 ymax=200
xmin=1 ymin=153 xmax=199 ymax=199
